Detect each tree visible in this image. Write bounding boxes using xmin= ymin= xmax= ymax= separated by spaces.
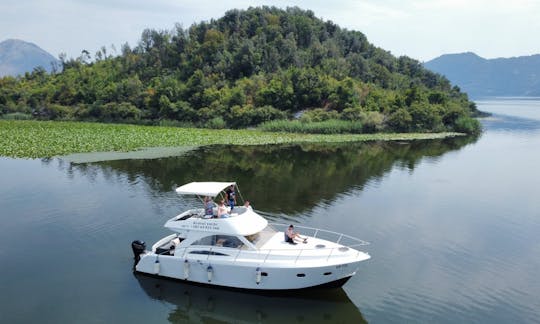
xmin=387 ymin=108 xmax=412 ymax=132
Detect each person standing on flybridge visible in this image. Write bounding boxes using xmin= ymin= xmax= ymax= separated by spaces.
xmin=225 ymin=184 xmax=237 ymax=210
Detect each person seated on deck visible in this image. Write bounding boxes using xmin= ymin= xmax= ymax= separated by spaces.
xmin=285 ymin=225 xmax=307 ymax=244
xmin=204 ymin=196 xmax=214 ymax=218
xmin=217 ymin=200 xmax=230 ymax=218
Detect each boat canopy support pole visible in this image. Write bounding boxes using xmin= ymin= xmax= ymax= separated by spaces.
xmin=236 ymin=185 xmax=245 ymax=205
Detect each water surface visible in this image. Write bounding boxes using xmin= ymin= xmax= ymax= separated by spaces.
xmin=1 ymin=98 xmax=539 ymax=323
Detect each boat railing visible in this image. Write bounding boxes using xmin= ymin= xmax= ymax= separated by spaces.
xmin=176 ymin=223 xmax=369 ymax=265
xmin=268 ymin=222 xmax=369 ymax=248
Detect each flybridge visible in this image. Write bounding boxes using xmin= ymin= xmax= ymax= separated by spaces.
xmin=164 ymin=206 xmax=268 ymax=236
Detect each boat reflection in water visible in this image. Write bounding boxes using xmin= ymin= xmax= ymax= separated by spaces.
xmin=134 ymin=273 xmax=367 ymax=323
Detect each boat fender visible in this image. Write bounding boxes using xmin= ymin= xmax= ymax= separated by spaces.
xmin=255 ymin=267 xmax=262 ymax=285
xmin=154 ymin=257 xmax=160 ymax=274
xmin=207 ymin=265 xmax=213 ymax=282
xmin=183 ymin=259 xmax=189 ymax=279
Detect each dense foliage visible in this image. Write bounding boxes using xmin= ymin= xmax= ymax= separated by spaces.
xmin=0 ymin=7 xmax=481 ymax=134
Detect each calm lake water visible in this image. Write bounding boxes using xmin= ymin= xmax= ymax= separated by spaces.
xmin=1 ymin=98 xmax=539 ymax=323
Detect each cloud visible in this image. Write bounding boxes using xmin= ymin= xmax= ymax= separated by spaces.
xmin=0 ymin=0 xmax=539 ymax=61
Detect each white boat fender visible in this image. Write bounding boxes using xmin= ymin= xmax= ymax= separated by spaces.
xmin=183 ymin=259 xmax=189 ymax=279
xmin=207 ymin=265 xmax=213 ymax=282
xmin=256 ymin=267 xmax=262 ymax=285
xmin=154 ymin=257 xmax=160 ymax=274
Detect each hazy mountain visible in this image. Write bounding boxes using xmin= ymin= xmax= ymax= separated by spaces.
xmin=0 ymin=39 xmax=59 ymax=77
xmin=424 ymin=52 xmax=540 ymax=98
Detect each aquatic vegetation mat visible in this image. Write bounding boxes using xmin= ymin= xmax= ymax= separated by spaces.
xmin=0 ymin=120 xmax=462 ymax=158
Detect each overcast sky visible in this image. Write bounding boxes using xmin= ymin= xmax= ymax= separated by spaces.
xmin=1 ymin=0 xmax=539 ymax=62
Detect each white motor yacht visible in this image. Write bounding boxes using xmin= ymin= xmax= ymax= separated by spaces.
xmin=132 ymin=181 xmax=371 ymax=290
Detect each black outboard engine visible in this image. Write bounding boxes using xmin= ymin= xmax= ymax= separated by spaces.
xmin=131 ymin=240 xmax=146 ymax=265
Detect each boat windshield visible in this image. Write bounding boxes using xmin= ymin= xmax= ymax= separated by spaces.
xmin=191 ymin=235 xmax=244 ymax=248
xmin=245 ymin=225 xmax=276 ymax=249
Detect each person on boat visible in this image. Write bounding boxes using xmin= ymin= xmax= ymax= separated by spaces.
xmin=217 ymin=200 xmax=230 ymax=218
xmin=285 ymin=225 xmax=307 ymax=244
xmin=225 ymin=184 xmax=237 ymax=210
xmin=204 ymin=196 xmax=214 ymax=217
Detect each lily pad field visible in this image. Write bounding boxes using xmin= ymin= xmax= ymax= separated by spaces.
xmin=0 ymin=120 xmax=462 ymax=159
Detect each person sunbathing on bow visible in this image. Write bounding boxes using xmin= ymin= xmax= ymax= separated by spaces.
xmin=285 ymin=224 xmax=307 ymax=244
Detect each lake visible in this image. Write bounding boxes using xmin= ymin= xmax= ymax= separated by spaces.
xmin=1 ymin=98 xmax=539 ymax=323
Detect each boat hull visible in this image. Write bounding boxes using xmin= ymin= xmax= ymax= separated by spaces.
xmin=135 ymin=253 xmax=366 ymax=290
xmin=134 ymin=269 xmax=353 ymax=292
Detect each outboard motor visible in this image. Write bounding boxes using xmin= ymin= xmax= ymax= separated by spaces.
xmin=131 ymin=240 xmax=146 ymax=265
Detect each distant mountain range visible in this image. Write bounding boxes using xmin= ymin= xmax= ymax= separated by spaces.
xmin=424 ymin=52 xmax=540 ymax=98
xmin=0 ymin=39 xmax=59 ymax=77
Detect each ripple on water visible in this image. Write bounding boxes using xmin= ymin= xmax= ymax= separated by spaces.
xmin=357 ymin=211 xmax=540 ymax=323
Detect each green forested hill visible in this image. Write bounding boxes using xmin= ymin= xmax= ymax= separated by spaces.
xmin=0 ymin=7 xmax=480 ymax=134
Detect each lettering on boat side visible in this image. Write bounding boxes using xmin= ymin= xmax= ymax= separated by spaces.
xmin=191 ymin=221 xmax=220 ymax=231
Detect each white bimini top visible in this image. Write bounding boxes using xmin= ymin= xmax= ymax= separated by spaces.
xmin=175 ymin=181 xmax=236 ymax=197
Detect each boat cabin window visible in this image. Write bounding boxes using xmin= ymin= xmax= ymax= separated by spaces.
xmin=191 ymin=235 xmax=243 ymax=248
xmin=189 ymin=250 xmax=229 ymax=256
xmin=245 ymin=233 xmax=260 ymax=244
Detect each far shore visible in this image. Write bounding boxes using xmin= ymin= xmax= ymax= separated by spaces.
xmin=0 ymin=120 xmax=465 ymax=160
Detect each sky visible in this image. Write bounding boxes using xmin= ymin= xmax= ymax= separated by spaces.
xmin=1 ymin=0 xmax=539 ymax=62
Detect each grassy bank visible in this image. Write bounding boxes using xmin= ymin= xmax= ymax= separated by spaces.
xmin=0 ymin=120 xmax=463 ymax=159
